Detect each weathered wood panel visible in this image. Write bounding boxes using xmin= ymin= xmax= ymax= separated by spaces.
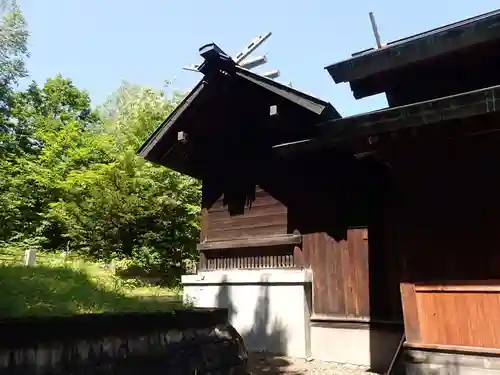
xmin=403 ymin=284 xmax=500 ymax=349
xmin=400 ymin=283 xmax=420 ymax=344
xmin=305 ymin=228 xmax=370 ymax=319
xmin=202 ymin=187 xmax=287 ymax=242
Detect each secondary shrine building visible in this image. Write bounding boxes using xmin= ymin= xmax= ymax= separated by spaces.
xmin=139 ymin=9 xmax=500 ymax=374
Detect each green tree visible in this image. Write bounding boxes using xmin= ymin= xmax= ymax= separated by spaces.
xmin=0 ymin=0 xmax=29 ymax=155
xmin=46 ymin=82 xmax=200 ymax=283
xmin=0 ymin=2 xmax=200 ymax=285
xmin=0 ymin=76 xmax=105 ymax=244
xmin=0 ymin=67 xmax=199 ymax=286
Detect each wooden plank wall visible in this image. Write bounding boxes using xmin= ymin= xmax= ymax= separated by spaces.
xmin=391 ymin=132 xmax=500 ymax=350
xmin=201 ymin=187 xmax=287 ymax=242
xmin=302 ymin=226 xmax=402 ymax=322
xmin=303 ymin=229 xmax=370 ymax=319
xmin=414 ymin=284 xmax=500 ymax=348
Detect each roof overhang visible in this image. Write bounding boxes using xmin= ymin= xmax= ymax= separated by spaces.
xmin=274 ymin=83 xmax=500 ymax=156
xmin=325 ymin=9 xmax=500 ymax=105
xmin=138 ymin=43 xmax=340 ymax=179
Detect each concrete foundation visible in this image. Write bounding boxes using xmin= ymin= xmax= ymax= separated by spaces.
xmin=310 ymin=323 xmax=402 ymax=371
xmin=405 ymin=348 xmax=500 ymax=375
xmin=182 ymin=269 xmax=402 ymax=369
xmin=182 ymin=269 xmax=312 ymax=358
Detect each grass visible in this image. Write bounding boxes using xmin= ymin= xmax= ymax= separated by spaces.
xmin=0 ymin=248 xmax=184 ymax=317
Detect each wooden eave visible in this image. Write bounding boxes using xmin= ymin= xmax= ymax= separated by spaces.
xmin=137 ymin=80 xmax=207 ymax=166
xmin=273 ymin=83 xmax=500 ymax=156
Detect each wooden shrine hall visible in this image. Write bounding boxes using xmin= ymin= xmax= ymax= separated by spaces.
xmin=139 ymin=8 xmax=500 ymax=374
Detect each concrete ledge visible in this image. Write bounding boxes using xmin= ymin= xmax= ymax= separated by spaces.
xmin=405 ymin=348 xmax=500 ymax=375
xmin=182 ymin=269 xmax=313 ymax=285
xmin=0 ymin=310 xmax=249 ymax=374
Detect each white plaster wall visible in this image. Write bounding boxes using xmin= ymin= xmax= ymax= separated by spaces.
xmin=182 ymin=269 xmax=312 ymax=358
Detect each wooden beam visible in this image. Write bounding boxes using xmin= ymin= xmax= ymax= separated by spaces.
xmin=400 ymin=282 xmax=421 ymax=344
xmin=309 ymin=314 xmax=402 ymax=324
xmin=274 ymin=85 xmax=500 ymax=158
xmin=197 ymin=234 xmax=302 ymax=251
xmin=404 ymin=342 xmax=500 ymax=355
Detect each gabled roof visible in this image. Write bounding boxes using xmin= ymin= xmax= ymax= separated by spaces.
xmin=137 ymin=43 xmax=339 ymax=178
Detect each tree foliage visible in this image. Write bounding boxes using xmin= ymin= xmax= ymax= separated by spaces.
xmin=0 ymin=4 xmax=201 ymax=284
xmin=47 ymin=83 xmax=201 ymax=280
xmin=0 ymin=0 xmax=29 ymax=155
xmin=1 ymin=77 xmax=200 ymax=283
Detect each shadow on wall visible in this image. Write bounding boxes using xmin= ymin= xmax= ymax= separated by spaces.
xmin=215 ymin=275 xmax=301 ymax=374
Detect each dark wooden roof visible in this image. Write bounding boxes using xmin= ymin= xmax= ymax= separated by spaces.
xmin=273 ymin=83 xmax=500 ymax=156
xmin=325 ymin=9 xmax=500 ymax=104
xmin=326 ymin=8 xmax=500 ymax=84
xmin=137 ymin=43 xmax=339 ymax=179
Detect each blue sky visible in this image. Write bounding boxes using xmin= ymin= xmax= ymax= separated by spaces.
xmin=18 ymin=1 xmax=500 ymax=116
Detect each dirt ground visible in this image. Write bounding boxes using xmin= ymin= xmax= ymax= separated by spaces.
xmin=248 ymin=352 xmax=380 ymax=375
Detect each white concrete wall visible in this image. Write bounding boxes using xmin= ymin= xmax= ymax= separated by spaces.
xmin=311 ymin=325 xmax=402 ymax=370
xmin=182 ymin=269 xmax=312 ymax=358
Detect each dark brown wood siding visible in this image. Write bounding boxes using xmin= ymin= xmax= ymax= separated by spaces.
xmin=304 ymin=229 xmax=370 ymax=319
xmin=388 ymin=130 xmax=500 ymax=350
xmin=201 ymin=187 xmax=288 ymax=242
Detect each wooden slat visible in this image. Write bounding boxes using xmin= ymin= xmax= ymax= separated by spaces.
xmin=309 ymin=314 xmax=403 ymax=324
xmin=208 ymin=202 xmax=286 ymax=220
xmin=200 ymin=208 xmax=209 ymax=243
xmin=293 ymin=245 xmax=306 ymax=268
xmin=415 ymin=284 xmax=500 ymax=292
xmin=201 ymin=247 xmax=297 ymax=270
xmin=404 ymin=342 xmax=500 ymax=355
xmin=207 ymin=189 xmax=283 ymax=213
xmin=349 ymin=229 xmax=370 ymax=317
xmin=202 ymin=187 xmax=288 ymax=242
xmin=197 ymin=234 xmax=302 ymax=251
xmin=208 ymin=224 xmax=288 ymax=242
xmin=304 ymin=229 xmax=370 ymax=319
xmin=210 ymin=212 xmax=287 ymax=232
xmin=400 ymin=283 xmax=421 ymax=344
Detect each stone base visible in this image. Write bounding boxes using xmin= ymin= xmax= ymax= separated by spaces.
xmin=182 ymin=269 xmax=313 ymax=358
xmin=405 ymin=348 xmax=500 ymax=375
